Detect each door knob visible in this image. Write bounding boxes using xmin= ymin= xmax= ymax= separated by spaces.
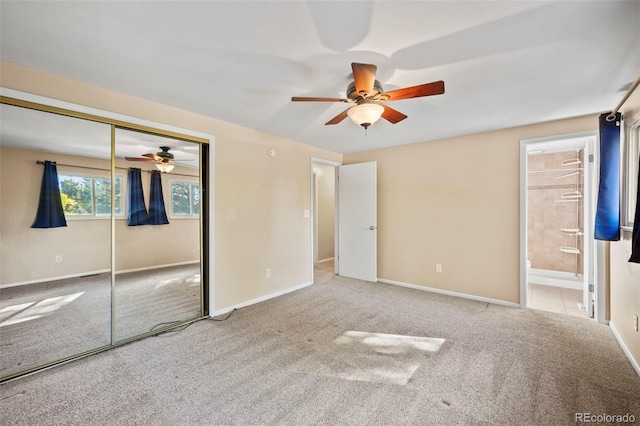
xmin=369 ymin=226 xmax=376 ymax=230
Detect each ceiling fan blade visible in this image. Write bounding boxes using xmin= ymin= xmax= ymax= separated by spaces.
xmin=381 ymin=104 xmax=408 ymax=124
xmin=384 ymin=81 xmax=445 ymax=101
xmin=352 ymin=63 xmax=377 ymax=96
xmin=292 ymin=96 xmax=348 ymax=102
xmin=125 ymin=157 xmax=155 ymax=162
xmin=325 ymin=108 xmax=350 ymax=125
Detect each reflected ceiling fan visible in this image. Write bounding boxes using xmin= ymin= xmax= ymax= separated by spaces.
xmin=125 ymin=146 xmax=181 ymax=173
xmin=292 ymin=62 xmax=445 ymax=130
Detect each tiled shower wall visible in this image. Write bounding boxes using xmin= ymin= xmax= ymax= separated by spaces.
xmin=527 ymin=151 xmax=584 ymax=275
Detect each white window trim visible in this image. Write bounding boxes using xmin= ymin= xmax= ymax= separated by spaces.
xmin=169 ymin=178 xmax=200 ymax=219
xmin=621 ymin=114 xmax=640 ymax=231
xmin=58 ymin=171 xmax=127 ymax=220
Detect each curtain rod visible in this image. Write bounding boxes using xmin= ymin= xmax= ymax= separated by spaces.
xmin=35 ymin=160 xmax=198 ymax=178
xmin=606 ymin=73 xmax=640 ymax=121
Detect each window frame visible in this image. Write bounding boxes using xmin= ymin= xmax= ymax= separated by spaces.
xmin=58 ymin=171 xmax=126 ymax=220
xmin=169 ymin=178 xmax=200 ymax=219
xmin=621 ymin=114 xmax=640 ymax=230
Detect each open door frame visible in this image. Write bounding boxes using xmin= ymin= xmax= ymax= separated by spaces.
xmin=310 ymin=157 xmax=341 ymax=280
xmin=519 ymin=131 xmax=607 ymax=323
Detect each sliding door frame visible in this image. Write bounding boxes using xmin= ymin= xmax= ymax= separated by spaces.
xmin=0 ymin=89 xmax=215 ymax=382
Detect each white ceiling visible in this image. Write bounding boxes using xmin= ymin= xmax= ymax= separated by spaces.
xmin=1 ymin=1 xmax=639 ymax=154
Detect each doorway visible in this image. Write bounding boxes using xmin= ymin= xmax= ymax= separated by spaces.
xmin=310 ymin=157 xmax=378 ymax=283
xmin=311 ymin=158 xmax=340 ymax=278
xmin=520 ymin=132 xmax=602 ymax=321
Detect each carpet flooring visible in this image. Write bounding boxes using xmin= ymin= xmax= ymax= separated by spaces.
xmin=0 ymin=264 xmax=201 ymax=378
xmin=1 ymin=262 xmax=639 ymax=425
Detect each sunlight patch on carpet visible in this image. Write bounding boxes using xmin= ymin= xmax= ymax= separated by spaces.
xmin=327 ymin=331 xmax=446 ymax=385
xmin=333 ymin=357 xmax=420 ymax=386
xmin=0 ymin=292 xmax=84 ymax=327
xmin=334 ymin=331 xmax=445 ymax=355
xmin=154 ymin=273 xmax=200 ymax=290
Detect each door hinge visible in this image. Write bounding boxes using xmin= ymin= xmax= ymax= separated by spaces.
xmin=589 ymin=284 xmax=594 ymax=293
xmin=589 ymin=154 xmax=594 ymax=163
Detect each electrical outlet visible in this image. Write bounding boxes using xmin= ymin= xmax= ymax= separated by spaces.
xmin=436 ymin=264 xmax=442 ymax=273
xmin=55 ymin=255 xmax=62 ymax=263
xmin=266 ymin=268 xmax=271 ymax=278
xmin=634 ymin=315 xmax=638 ymax=332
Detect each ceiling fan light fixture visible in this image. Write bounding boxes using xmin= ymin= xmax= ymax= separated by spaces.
xmin=156 ymin=162 xmax=175 ymax=173
xmin=347 ymin=103 xmax=384 ymax=129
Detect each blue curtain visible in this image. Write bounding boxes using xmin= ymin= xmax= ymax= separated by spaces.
xmin=127 ymin=168 xmax=148 ymax=226
xmin=32 ymin=160 xmax=67 ymax=228
xmin=630 ymin=155 xmax=640 ymax=263
xmin=148 ymin=170 xmax=169 ymax=225
xmin=595 ymin=113 xmax=622 ymax=241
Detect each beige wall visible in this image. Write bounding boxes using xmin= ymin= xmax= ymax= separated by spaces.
xmin=313 ymin=163 xmax=335 ymax=262
xmin=0 ymin=60 xmax=342 ymax=310
xmin=3 ymin=60 xmax=637 ymax=369
xmin=610 ymin=85 xmax=640 ymax=369
xmin=345 ymin=115 xmax=597 ymax=304
xmin=0 ymin=146 xmax=200 ymax=285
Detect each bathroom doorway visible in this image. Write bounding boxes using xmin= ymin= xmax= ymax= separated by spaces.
xmin=520 ymin=132 xmax=601 ymax=320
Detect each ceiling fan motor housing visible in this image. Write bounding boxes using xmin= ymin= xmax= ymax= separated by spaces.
xmin=157 ymin=146 xmax=174 ymax=160
xmin=347 ymin=80 xmax=384 ymax=101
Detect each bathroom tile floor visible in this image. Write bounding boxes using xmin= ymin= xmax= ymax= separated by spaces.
xmin=527 ymin=283 xmax=588 ymax=318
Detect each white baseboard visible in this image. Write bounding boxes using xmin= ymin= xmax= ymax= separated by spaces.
xmin=316 ymin=257 xmax=335 ymax=264
xmin=0 ymin=260 xmax=200 ymax=289
xmin=0 ymin=269 xmax=111 ymax=289
xmin=378 ymin=278 xmax=521 ymax=308
xmin=212 ymin=281 xmax=313 ymax=316
xmin=609 ymin=321 xmax=640 ymax=377
xmin=116 ymin=260 xmax=200 ymax=275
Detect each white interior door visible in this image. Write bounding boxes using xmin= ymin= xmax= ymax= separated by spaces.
xmin=338 ymin=162 xmax=377 ymax=282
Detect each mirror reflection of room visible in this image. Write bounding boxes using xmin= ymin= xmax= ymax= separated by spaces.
xmin=0 ymin=103 xmax=204 ymax=380
xmin=0 ymin=104 xmax=112 ymax=377
xmin=114 ymin=128 xmax=201 ymax=341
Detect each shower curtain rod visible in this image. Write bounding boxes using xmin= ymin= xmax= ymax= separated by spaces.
xmin=35 ymin=160 xmax=198 ymax=178
xmin=606 ymin=72 xmax=640 ymax=121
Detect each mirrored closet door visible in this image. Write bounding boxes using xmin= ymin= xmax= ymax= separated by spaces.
xmin=114 ymin=128 xmax=202 ymax=342
xmin=0 ymin=104 xmax=113 ymax=378
xmin=0 ymin=98 xmax=208 ymax=381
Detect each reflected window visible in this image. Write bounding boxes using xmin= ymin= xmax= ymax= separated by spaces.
xmin=171 ymin=180 xmax=199 ymax=217
xmin=59 ymin=173 xmax=124 ymax=217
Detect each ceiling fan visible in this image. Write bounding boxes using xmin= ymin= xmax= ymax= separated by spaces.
xmin=125 ymin=146 xmax=178 ymax=173
xmin=292 ymin=62 xmax=445 ymax=130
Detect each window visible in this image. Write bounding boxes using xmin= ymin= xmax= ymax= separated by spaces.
xmin=622 ymin=115 xmax=640 ymax=229
xmin=59 ymin=174 xmax=123 ymax=217
xmin=171 ymin=181 xmax=200 ymax=217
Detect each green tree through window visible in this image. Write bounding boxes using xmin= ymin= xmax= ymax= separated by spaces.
xmin=59 ymin=176 xmax=92 ymax=214
xmin=171 ymin=181 xmax=199 ymax=217
xmin=59 ymin=174 xmax=123 ymax=217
